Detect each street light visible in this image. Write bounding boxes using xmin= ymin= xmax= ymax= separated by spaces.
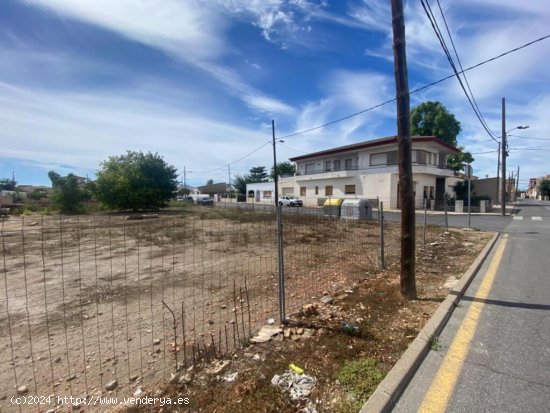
xmin=497 ymin=125 xmax=529 ymax=206
xmin=504 ymin=125 xmax=529 ymax=156
xmin=501 ymin=116 xmax=530 ymax=215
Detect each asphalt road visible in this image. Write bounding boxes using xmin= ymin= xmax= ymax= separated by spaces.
xmin=215 ymin=200 xmax=515 ymax=232
xmin=393 ymin=198 xmax=550 ymax=413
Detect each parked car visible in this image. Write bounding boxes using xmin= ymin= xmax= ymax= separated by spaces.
xmin=197 ymin=197 xmax=214 ymax=206
xmin=278 ymin=195 xmax=303 ymax=207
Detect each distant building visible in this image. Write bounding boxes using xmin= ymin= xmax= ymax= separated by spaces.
xmin=197 ymin=182 xmax=234 ymax=201
xmin=283 ymin=135 xmax=460 ymax=208
xmin=246 ymin=182 xmax=275 ymax=203
xmin=527 ymin=174 xmax=550 ymax=199
xmin=527 ymin=178 xmax=538 ymax=198
xmin=472 ymin=177 xmax=515 ymax=203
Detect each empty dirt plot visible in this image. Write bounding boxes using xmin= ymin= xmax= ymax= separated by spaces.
xmin=0 ymin=207 xmax=382 ymax=411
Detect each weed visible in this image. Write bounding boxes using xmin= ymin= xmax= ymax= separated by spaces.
xmin=428 ymin=335 xmax=441 ymax=351
xmin=337 ymin=358 xmax=385 ymax=412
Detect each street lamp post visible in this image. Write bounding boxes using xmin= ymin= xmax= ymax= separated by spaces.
xmin=501 ymin=124 xmax=529 ymax=215
xmin=501 ymin=97 xmax=529 ymax=215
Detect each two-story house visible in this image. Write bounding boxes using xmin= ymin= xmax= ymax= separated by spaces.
xmin=280 ymin=135 xmax=461 ymax=209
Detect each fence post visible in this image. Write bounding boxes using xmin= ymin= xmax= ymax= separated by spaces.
xmin=444 ymin=195 xmax=449 ymax=232
xmin=423 ymin=201 xmax=427 ymax=247
xmin=379 ymin=201 xmax=385 ymax=269
xmin=276 ymin=205 xmax=286 ymax=323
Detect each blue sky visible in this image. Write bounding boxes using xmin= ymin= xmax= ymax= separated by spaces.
xmin=1 ymin=0 xmax=549 ymax=189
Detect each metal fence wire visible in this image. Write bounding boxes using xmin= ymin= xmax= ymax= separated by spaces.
xmin=0 ymin=204 xmax=446 ymax=411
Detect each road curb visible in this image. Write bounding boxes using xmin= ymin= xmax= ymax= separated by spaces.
xmin=360 ymin=231 xmax=500 ymax=413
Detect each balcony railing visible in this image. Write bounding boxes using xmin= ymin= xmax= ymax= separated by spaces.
xmin=296 ymin=166 xmax=359 ymax=176
xmin=296 ymin=163 xmax=452 ymax=176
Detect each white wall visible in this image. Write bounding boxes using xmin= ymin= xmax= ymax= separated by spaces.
xmin=246 ymin=182 xmax=275 ymax=203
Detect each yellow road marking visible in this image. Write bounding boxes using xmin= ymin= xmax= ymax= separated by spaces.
xmin=418 ymin=234 xmax=508 ymax=413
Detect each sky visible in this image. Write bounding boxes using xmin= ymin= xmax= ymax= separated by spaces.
xmin=0 ymin=0 xmax=549 ymax=189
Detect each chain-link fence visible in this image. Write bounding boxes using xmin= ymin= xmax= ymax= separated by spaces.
xmin=0 ymin=203 xmax=449 ymax=411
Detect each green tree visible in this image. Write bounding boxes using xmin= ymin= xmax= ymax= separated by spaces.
xmin=453 ymin=180 xmax=472 ymax=201
xmin=27 ymin=189 xmax=48 ymax=200
xmin=248 ymin=166 xmax=268 ymax=183
xmin=270 ymin=161 xmax=296 ymax=179
xmin=410 ymin=101 xmax=462 ymax=146
xmin=0 ymin=178 xmax=16 ymax=191
xmin=95 ymin=151 xmax=178 ymax=211
xmin=206 ymin=179 xmax=214 ymax=186
xmin=48 ymin=171 xmax=85 ymax=213
xmin=448 ymin=147 xmax=475 ymax=173
xmin=233 ymin=175 xmax=249 ymax=195
xmin=539 ymin=179 xmax=550 ymax=197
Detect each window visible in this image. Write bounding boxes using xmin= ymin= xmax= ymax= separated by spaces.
xmin=416 ymin=150 xmax=428 ymax=164
xmin=300 ymin=187 xmax=306 ymax=196
xmin=305 ymin=163 xmax=316 ymax=174
xmin=345 ymin=158 xmax=353 ymax=170
xmin=345 ymin=185 xmax=356 ymax=194
xmin=333 ymin=160 xmax=341 ymax=171
xmin=315 ymin=186 xmax=319 ymax=195
xmin=387 ymin=151 xmax=398 ymax=165
xmin=370 ymin=151 xmax=397 ymax=166
xmin=263 ymin=191 xmax=272 ymax=198
xmin=325 ymin=186 xmax=333 ymax=196
xmin=370 ymin=153 xmax=386 ymax=166
xmin=325 ymin=161 xmax=331 ymax=172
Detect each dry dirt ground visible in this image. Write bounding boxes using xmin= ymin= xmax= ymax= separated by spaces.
xmin=107 ymin=225 xmax=492 ymax=413
xmin=0 ymin=206 xmax=418 ymax=412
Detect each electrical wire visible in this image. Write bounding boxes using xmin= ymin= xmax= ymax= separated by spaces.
xmin=187 ymin=140 xmax=272 ymax=174
xmin=462 ymin=138 xmax=499 ymax=145
xmin=277 ymin=33 xmax=550 ymax=140
xmin=509 ymin=148 xmax=550 ymax=151
xmin=470 ymin=149 xmax=499 ymax=155
xmin=508 ymin=135 xmax=550 ymax=141
xmin=435 ymin=0 xmax=497 ymax=141
xmin=421 ymin=0 xmax=499 ymax=143
xmin=185 ymin=33 xmax=550 ymax=174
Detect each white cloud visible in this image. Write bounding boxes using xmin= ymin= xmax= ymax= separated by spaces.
xmin=24 ymin=0 xmax=295 ymax=117
xmin=24 ymin=0 xmax=227 ymax=61
xmin=243 ymin=94 xmax=296 ymax=116
xmin=0 ymin=82 xmax=276 ymax=184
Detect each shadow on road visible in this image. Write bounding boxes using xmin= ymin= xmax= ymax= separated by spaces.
xmin=453 ymin=293 xmax=550 ymax=311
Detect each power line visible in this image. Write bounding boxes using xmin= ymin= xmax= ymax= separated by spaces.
xmin=508 ymin=134 xmax=550 ymax=141
xmin=277 ymin=33 xmax=550 ymax=140
xmin=187 ymin=140 xmax=272 ymax=174
xmin=463 ymin=137 xmax=499 ymax=145
xmin=471 ymin=149 xmax=499 ymax=154
xmin=185 ymin=33 xmax=550 ymax=174
xmin=421 ymin=0 xmax=499 ymax=143
xmin=509 ymin=148 xmax=550 ymax=151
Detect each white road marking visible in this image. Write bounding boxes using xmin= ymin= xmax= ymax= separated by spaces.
xmin=513 ymin=216 xmax=523 ymax=220
xmin=532 ymin=216 xmax=542 ymax=221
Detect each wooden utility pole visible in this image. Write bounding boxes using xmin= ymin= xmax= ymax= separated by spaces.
xmin=516 ymin=166 xmax=520 ymax=200
xmin=391 ymin=0 xmax=416 ymax=299
xmin=501 ymin=97 xmax=507 ymax=216
xmin=496 ymin=142 xmax=500 ymax=203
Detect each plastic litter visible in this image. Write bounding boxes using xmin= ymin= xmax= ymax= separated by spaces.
xmin=223 ymin=372 xmax=238 ymax=382
xmin=289 ymin=363 xmax=304 ymax=374
xmin=271 ymin=370 xmax=317 ymax=401
xmin=340 ymin=322 xmax=360 ymax=335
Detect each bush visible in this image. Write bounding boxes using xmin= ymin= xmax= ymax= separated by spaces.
xmin=95 ymin=151 xmax=178 ymax=211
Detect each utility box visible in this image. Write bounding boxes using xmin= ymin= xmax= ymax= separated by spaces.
xmin=323 ymin=198 xmax=343 ymax=217
xmin=341 ymin=199 xmax=373 ymax=220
